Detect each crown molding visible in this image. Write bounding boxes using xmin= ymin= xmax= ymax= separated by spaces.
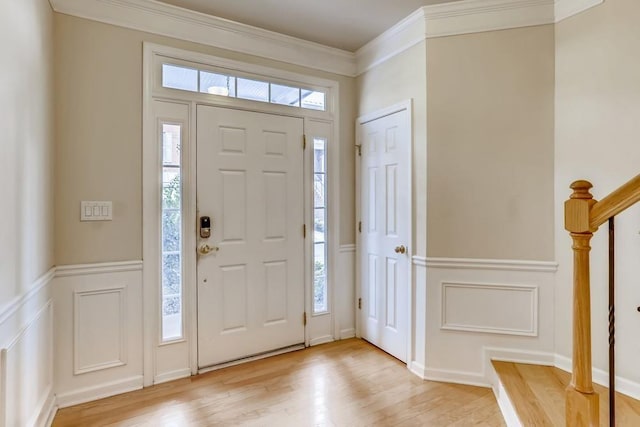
xmin=355 ymin=0 xmax=603 ymax=75
xmin=356 ymin=0 xmax=557 ymax=75
xmin=424 ymin=0 xmax=555 ymax=39
xmin=50 ymin=0 xmax=604 ymax=78
xmin=49 ymin=0 xmax=357 ymax=77
xmin=355 ymin=8 xmax=427 ymax=76
xmin=555 ymin=0 xmax=603 ymax=22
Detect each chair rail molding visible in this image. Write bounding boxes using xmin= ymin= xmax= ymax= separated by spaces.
xmin=554 ymin=354 xmax=640 ymax=401
xmin=0 ymin=267 xmax=55 ymax=326
xmin=55 ymin=260 xmax=143 ymax=277
xmin=50 ymin=0 xmax=603 ymax=78
xmin=425 ymin=257 xmax=558 ymax=273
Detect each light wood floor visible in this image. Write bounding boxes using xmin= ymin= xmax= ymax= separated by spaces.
xmin=493 ymin=361 xmax=640 ymax=426
xmin=53 ymin=339 xmax=505 ymax=426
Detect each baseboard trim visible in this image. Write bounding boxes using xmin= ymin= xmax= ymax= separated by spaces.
xmin=154 ymin=368 xmax=191 ymax=385
xmin=55 ymin=261 xmax=143 ymax=277
xmin=417 ymin=348 xmax=555 ymax=393
xmin=485 ymin=347 xmax=555 ymax=367
xmin=339 ymin=328 xmax=356 ymax=340
xmin=55 ymin=375 xmax=144 ymax=409
xmin=424 ymin=367 xmax=490 ymax=388
xmin=409 ymin=361 xmax=426 ymax=379
xmin=554 ymin=354 xmax=640 ymax=401
xmin=32 ymin=387 xmax=57 ymax=427
xmin=43 ymin=394 xmax=58 ymax=427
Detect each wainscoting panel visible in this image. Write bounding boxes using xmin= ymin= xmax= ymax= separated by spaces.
xmin=74 ymin=286 xmax=127 ymax=375
xmin=0 ymin=269 xmax=55 ymax=427
xmin=425 ymin=258 xmax=557 ymax=386
xmin=54 ymin=262 xmax=143 ymax=408
xmin=441 ymin=282 xmax=538 ymax=336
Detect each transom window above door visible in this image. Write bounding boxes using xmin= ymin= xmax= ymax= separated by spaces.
xmin=162 ymin=63 xmax=326 ymax=111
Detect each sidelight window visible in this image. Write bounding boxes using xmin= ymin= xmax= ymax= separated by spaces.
xmin=161 ymin=123 xmax=183 ymax=342
xmin=313 ymin=137 xmax=328 ymax=314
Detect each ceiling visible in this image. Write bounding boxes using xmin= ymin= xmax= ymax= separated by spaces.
xmin=156 ymin=0 xmax=459 ymax=52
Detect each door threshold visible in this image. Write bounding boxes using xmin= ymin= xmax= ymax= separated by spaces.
xmin=198 ymin=343 xmax=306 ymax=374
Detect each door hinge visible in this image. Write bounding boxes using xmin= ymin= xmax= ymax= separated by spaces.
xmin=303 ymin=312 xmax=307 ymax=326
xmin=358 ymin=221 xmax=362 ymax=233
xmin=303 ymin=134 xmax=307 ymax=150
xmin=303 ymin=224 xmax=306 ymax=238
xmin=358 ymin=298 xmax=362 ymax=310
xmin=356 ymin=144 xmax=362 ymax=156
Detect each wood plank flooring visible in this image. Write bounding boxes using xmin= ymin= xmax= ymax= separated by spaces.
xmin=493 ymin=361 xmax=640 ymax=426
xmin=53 ymin=339 xmax=505 ymax=426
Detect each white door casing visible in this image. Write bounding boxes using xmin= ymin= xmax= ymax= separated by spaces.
xmin=143 ymin=44 xmax=342 ymax=384
xmin=196 ymin=105 xmax=305 ymax=368
xmin=358 ymin=106 xmax=411 ymax=363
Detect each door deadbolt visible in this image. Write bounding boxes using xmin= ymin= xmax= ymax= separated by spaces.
xmin=200 ymin=216 xmax=211 ymax=239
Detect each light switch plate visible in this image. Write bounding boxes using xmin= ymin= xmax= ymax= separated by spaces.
xmin=81 ymin=201 xmax=113 ymax=221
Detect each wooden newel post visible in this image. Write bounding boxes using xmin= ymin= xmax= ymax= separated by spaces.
xmin=564 ymin=180 xmax=599 ymax=426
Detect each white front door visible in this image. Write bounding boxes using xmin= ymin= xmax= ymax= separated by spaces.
xmin=196 ymin=105 xmax=305 ymax=368
xmin=359 ymin=109 xmax=410 ymax=363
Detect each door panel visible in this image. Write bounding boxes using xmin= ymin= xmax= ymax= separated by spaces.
xmin=360 ymin=110 xmax=409 ymax=363
xmin=197 ymin=105 xmax=304 ymax=368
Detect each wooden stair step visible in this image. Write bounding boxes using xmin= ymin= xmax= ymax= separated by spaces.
xmin=492 ymin=361 xmax=640 ymax=426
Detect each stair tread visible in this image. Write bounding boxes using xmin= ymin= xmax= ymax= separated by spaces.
xmin=493 ymin=361 xmax=640 ymax=426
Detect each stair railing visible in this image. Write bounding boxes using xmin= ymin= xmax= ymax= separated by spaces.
xmin=564 ymin=174 xmax=640 ymax=426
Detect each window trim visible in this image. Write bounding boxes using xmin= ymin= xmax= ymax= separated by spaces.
xmin=150 ymin=48 xmax=336 ymax=120
xmin=312 ymin=136 xmax=329 ymax=315
xmin=160 ymin=63 xmax=327 ymax=111
xmin=159 ymin=120 xmax=185 ymax=344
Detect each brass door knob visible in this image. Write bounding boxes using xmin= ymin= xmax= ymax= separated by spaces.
xmin=394 ymin=245 xmax=406 ymax=254
xmin=198 ymin=243 xmax=219 ymax=255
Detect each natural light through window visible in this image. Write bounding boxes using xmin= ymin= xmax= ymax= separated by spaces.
xmin=313 ymin=137 xmax=328 ymax=314
xmin=161 ymin=63 xmax=327 ymax=111
xmin=161 ymin=123 xmax=183 ymax=341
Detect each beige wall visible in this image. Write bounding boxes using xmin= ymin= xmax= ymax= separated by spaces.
xmin=555 ymin=0 xmax=640 ymax=383
xmin=426 ymin=25 xmax=555 ymax=261
xmin=0 ymin=0 xmax=54 ymax=307
xmin=356 ymin=42 xmax=429 ymax=256
xmin=54 ymin=13 xmax=356 ymax=265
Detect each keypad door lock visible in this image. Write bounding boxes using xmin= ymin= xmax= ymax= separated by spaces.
xmin=200 ymin=216 xmax=211 ymax=239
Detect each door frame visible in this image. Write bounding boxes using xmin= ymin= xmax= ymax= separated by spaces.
xmin=355 ymin=99 xmax=414 ymax=367
xmin=142 ymin=43 xmax=341 ymax=386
